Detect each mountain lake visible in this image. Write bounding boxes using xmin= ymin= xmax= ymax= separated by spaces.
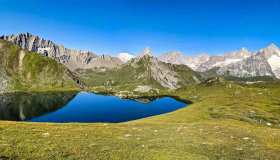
xmin=0 ymin=92 xmax=187 ymax=123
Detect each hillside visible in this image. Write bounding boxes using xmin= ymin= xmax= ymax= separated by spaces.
xmin=77 ymin=54 xmax=202 ymax=92
xmin=0 ymin=40 xmax=79 ymax=92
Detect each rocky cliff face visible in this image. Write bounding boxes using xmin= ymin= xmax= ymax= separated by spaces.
xmin=133 ymin=54 xmax=180 ymax=89
xmin=0 ymin=33 xmax=123 ymax=71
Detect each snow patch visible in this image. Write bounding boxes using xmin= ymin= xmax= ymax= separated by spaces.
xmin=268 ymin=55 xmax=280 ymax=79
xmin=117 ymin=52 xmax=135 ymax=62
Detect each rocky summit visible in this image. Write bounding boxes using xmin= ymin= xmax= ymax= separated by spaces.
xmin=0 ymin=33 xmax=123 ymax=71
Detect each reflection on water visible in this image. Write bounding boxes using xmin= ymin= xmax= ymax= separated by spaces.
xmin=0 ymin=92 xmax=77 ymax=121
xmin=0 ymin=92 xmax=187 ymax=123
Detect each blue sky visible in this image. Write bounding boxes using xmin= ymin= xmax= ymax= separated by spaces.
xmin=0 ymin=0 xmax=280 ymax=56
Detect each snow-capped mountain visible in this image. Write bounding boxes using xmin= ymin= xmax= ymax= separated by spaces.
xmin=196 ymin=48 xmax=252 ymax=72
xmin=117 ymin=52 xmax=135 ymax=62
xmin=139 ymin=47 xmax=153 ymax=57
xmin=159 ymin=48 xmax=251 ymax=72
xmin=217 ymin=54 xmax=275 ymax=78
xmin=159 ymin=52 xmax=209 ymax=70
xmin=158 ymin=45 xmax=280 ymax=79
xmin=259 ymin=44 xmax=280 ymax=78
xmin=216 ymin=44 xmax=280 ymax=79
xmin=159 ymin=51 xmax=188 ymax=65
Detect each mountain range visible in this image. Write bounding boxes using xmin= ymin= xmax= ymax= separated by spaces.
xmin=0 ymin=33 xmax=123 ymax=71
xmin=0 ymin=32 xmax=279 ymax=92
xmin=159 ymin=45 xmax=280 ymax=79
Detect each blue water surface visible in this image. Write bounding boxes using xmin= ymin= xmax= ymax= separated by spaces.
xmin=31 ymin=92 xmax=187 ymax=123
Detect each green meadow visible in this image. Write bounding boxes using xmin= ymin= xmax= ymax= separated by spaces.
xmin=1 ymin=81 xmax=280 ymax=160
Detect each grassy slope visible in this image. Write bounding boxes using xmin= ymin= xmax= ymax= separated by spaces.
xmin=0 ymin=82 xmax=280 ymax=159
xmin=77 ymin=56 xmax=163 ymax=90
xmin=77 ymin=56 xmax=201 ymax=91
xmin=0 ymin=40 xmax=78 ymax=92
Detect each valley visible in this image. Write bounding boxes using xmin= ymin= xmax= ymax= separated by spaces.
xmin=0 ymin=33 xmax=280 ymax=159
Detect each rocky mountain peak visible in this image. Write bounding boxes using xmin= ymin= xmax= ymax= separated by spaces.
xmin=267 ymin=43 xmax=279 ymax=50
xmin=240 ymin=47 xmax=251 ymax=56
xmin=259 ymin=43 xmax=280 ymax=58
xmin=142 ymin=47 xmax=153 ymax=57
xmin=168 ymin=51 xmax=183 ymax=57
xmin=224 ymin=47 xmax=251 ymax=59
xmin=159 ymin=51 xmax=186 ymax=65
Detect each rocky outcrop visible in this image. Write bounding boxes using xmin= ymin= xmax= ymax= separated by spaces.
xmin=150 ymin=57 xmax=180 ymax=89
xmin=0 ymin=33 xmax=123 ymax=71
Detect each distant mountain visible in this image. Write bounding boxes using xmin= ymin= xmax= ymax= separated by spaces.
xmin=0 ymin=39 xmax=79 ymax=92
xmin=196 ymin=48 xmax=252 ymax=72
xmin=216 ymin=54 xmax=275 ymax=78
xmin=117 ymin=52 xmax=135 ymax=62
xmin=159 ymin=52 xmax=209 ymax=70
xmin=77 ymin=49 xmax=202 ymax=89
xmin=159 ymin=51 xmax=187 ymax=65
xmin=216 ymin=44 xmax=280 ymax=79
xmin=0 ymin=33 xmax=123 ymax=71
xmin=159 ymin=45 xmax=280 ymax=80
xmin=159 ymin=48 xmax=251 ymax=72
xmin=259 ymin=44 xmax=280 ymax=79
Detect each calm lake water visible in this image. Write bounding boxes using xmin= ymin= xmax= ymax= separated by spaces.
xmin=0 ymin=92 xmax=187 ymax=123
